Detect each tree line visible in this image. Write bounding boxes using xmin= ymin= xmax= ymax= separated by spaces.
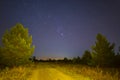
xmin=32 ymin=34 xmax=120 ymax=67
xmin=0 ymin=23 xmax=120 ymax=68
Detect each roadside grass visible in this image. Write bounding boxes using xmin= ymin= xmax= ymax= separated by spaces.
xmin=0 ymin=62 xmax=119 ymax=80
xmin=0 ymin=64 xmax=35 ymax=80
xmin=54 ymin=63 xmax=120 ymax=80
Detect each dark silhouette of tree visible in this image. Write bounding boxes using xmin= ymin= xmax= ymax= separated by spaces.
xmin=72 ymin=56 xmax=81 ymax=64
xmin=114 ymin=46 xmax=120 ymax=67
xmin=82 ymin=50 xmax=92 ymax=65
xmin=0 ymin=23 xmax=35 ymax=67
xmin=48 ymin=58 xmax=52 ymax=62
xmin=63 ymin=57 xmax=68 ymax=62
xmin=32 ymin=56 xmax=36 ymax=62
xmin=76 ymin=56 xmax=81 ymax=63
xmin=91 ymin=33 xmax=115 ymax=67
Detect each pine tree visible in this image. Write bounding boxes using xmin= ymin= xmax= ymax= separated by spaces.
xmin=91 ymin=33 xmax=115 ymax=67
xmin=0 ymin=23 xmax=35 ymax=67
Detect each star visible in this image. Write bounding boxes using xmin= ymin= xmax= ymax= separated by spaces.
xmin=60 ymin=33 xmax=64 ymax=37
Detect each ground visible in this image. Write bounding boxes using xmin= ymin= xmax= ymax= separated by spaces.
xmin=0 ymin=63 xmax=119 ymax=80
xmin=28 ymin=63 xmax=90 ymax=80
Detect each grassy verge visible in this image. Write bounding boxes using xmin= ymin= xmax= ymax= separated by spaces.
xmin=53 ymin=63 xmax=120 ymax=80
xmin=0 ymin=64 xmax=35 ymax=80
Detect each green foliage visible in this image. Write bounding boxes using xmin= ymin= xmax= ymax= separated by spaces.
xmin=81 ymin=50 xmax=92 ymax=65
xmin=91 ymin=33 xmax=115 ymax=67
xmin=0 ymin=23 xmax=35 ymax=67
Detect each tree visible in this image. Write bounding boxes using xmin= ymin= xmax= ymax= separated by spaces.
xmin=81 ymin=50 xmax=92 ymax=65
xmin=0 ymin=23 xmax=35 ymax=67
xmin=63 ymin=57 xmax=68 ymax=62
xmin=114 ymin=46 xmax=120 ymax=67
xmin=72 ymin=56 xmax=81 ymax=64
xmin=91 ymin=33 xmax=115 ymax=67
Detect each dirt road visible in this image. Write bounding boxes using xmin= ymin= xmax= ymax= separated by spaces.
xmin=28 ymin=63 xmax=91 ymax=80
xmin=29 ymin=67 xmax=74 ymax=80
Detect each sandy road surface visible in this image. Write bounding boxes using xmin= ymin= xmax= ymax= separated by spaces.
xmin=28 ymin=67 xmax=74 ymax=80
xmin=28 ymin=63 xmax=91 ymax=80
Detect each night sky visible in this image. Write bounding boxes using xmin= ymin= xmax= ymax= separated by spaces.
xmin=0 ymin=0 xmax=120 ymax=58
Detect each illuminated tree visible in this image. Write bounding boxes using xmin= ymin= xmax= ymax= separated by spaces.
xmin=0 ymin=23 xmax=35 ymax=67
xmin=91 ymin=33 xmax=115 ymax=67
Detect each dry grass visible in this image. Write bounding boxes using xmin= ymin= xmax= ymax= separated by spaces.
xmin=55 ymin=63 xmax=120 ymax=80
xmin=0 ymin=63 xmax=119 ymax=80
xmin=0 ymin=64 xmax=35 ymax=80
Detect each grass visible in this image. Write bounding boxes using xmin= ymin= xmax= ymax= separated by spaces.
xmin=54 ymin=63 xmax=120 ymax=80
xmin=0 ymin=62 xmax=119 ymax=80
xmin=0 ymin=64 xmax=35 ymax=80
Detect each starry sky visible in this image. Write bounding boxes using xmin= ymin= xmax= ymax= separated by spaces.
xmin=0 ymin=0 xmax=120 ymax=58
